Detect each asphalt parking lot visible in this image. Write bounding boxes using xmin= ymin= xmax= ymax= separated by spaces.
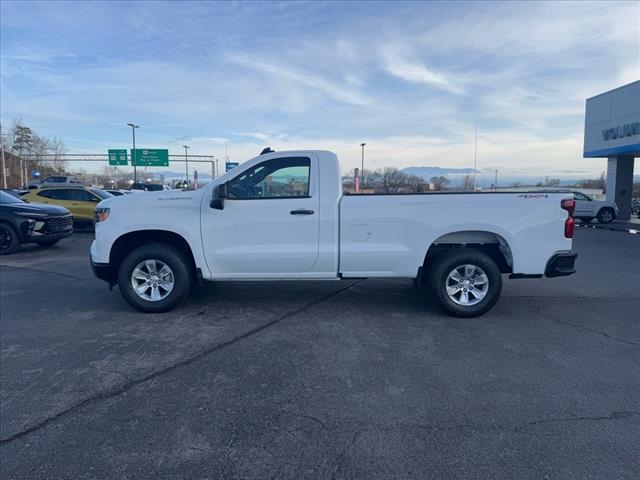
xmin=1 ymin=228 xmax=638 ymax=479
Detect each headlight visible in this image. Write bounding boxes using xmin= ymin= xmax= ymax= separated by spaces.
xmin=94 ymin=207 xmax=110 ymax=223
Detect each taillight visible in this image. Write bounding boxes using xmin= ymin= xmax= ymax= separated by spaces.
xmin=561 ymin=198 xmax=575 ymax=238
xmin=564 ymin=217 xmax=575 ymax=238
xmin=561 ymin=199 xmax=575 ymax=215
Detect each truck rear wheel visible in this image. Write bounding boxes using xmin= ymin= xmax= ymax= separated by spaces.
xmin=118 ymin=244 xmax=192 ymax=313
xmin=428 ymin=249 xmax=502 ymax=318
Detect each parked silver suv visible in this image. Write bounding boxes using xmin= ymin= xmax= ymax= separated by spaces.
xmin=537 ymin=189 xmax=618 ymax=223
xmin=27 ymin=175 xmax=82 ymax=189
xmin=572 ymin=191 xmax=618 ymax=224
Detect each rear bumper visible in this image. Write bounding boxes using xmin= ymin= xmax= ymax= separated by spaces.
xmin=545 ymin=252 xmax=577 ymax=278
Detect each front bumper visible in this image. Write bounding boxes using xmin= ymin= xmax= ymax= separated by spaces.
xmin=31 ymin=230 xmax=73 ymax=242
xmin=91 ymin=259 xmax=116 ymax=286
xmin=545 ymin=252 xmax=577 ymax=278
xmin=25 ymin=214 xmax=73 ymax=242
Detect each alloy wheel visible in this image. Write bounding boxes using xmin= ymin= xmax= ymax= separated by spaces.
xmin=445 ymin=264 xmax=489 ymax=306
xmin=130 ymin=259 xmax=175 ymax=301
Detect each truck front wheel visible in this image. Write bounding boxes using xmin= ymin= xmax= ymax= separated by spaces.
xmin=428 ymin=249 xmax=502 ymax=318
xmin=118 ymin=244 xmax=192 ymax=313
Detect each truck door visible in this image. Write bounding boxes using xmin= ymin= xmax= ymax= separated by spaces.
xmin=203 ymin=155 xmax=320 ymax=276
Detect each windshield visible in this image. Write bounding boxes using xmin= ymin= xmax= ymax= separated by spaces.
xmin=89 ymin=188 xmax=114 ymax=200
xmin=0 ymin=190 xmax=24 ymax=204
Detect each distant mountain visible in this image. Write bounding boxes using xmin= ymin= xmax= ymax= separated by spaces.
xmin=401 ymin=166 xmax=479 ymax=179
xmin=394 ymin=167 xmax=640 ymax=188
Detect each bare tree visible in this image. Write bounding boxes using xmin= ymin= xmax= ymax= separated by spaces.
xmin=405 ymin=174 xmax=428 ymax=193
xmin=49 ymin=136 xmax=67 ymax=172
xmin=535 ymin=176 xmax=561 ymax=187
xmin=373 ymin=167 xmax=408 ymax=193
xmin=3 ymin=120 xmax=69 ymax=186
xmin=430 ymin=175 xmax=450 ymax=191
xmin=578 ymin=172 xmax=606 ymax=190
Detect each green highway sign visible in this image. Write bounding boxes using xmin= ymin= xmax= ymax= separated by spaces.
xmin=108 ymin=149 xmax=128 ymax=166
xmin=131 ymin=149 xmax=169 ymax=167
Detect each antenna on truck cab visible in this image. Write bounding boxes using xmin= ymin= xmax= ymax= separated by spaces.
xmin=260 ymin=147 xmax=275 ymax=155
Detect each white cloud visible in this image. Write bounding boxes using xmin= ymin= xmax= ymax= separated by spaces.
xmin=381 ymin=44 xmax=464 ymax=95
xmin=227 ymin=54 xmax=371 ymax=106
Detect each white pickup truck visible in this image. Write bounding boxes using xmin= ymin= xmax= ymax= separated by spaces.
xmin=91 ymin=149 xmax=577 ymax=317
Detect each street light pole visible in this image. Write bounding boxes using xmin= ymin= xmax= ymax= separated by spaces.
xmin=183 ymin=145 xmax=190 ymax=187
xmin=127 ymin=123 xmax=139 ymax=182
xmin=0 ymin=128 xmax=6 ymax=189
xmin=0 ymin=143 xmax=6 ymax=189
xmin=494 ymin=169 xmax=499 ymax=192
xmin=360 ymin=143 xmax=366 ymax=192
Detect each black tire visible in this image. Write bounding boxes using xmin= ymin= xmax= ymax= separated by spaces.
xmin=597 ymin=208 xmax=615 ymax=224
xmin=117 ymin=243 xmax=193 ymax=313
xmin=428 ymin=249 xmax=502 ymax=318
xmin=0 ymin=222 xmax=20 ymax=255
xmin=34 ymin=238 xmax=60 ymax=247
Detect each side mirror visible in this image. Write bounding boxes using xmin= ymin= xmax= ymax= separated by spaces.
xmin=210 ymin=182 xmax=228 ymax=210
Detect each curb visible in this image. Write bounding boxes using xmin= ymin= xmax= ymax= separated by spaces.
xmin=577 ymin=223 xmax=639 ymax=235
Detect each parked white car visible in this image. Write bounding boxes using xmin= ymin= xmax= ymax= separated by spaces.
xmin=91 ymin=150 xmax=577 ymax=317
xmin=572 ymin=191 xmax=618 ymax=223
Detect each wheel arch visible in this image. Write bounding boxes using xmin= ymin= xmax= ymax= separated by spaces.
xmin=109 ymin=230 xmax=197 ymax=282
xmin=597 ymin=206 xmax=615 ymax=217
xmin=420 ymin=230 xmax=514 ymax=276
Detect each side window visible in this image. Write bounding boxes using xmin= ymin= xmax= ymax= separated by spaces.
xmin=573 ymin=192 xmax=589 ymax=201
xmin=37 ymin=190 xmax=53 ymax=199
xmin=70 ymin=189 xmax=94 ymax=201
xmin=228 ymin=157 xmax=311 ymax=199
xmin=38 ymin=189 xmax=70 ymax=200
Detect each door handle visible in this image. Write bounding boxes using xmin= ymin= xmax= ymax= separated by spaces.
xmin=290 ymin=209 xmax=315 ymax=215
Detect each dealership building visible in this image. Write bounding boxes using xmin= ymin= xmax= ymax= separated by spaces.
xmin=584 ymin=80 xmax=639 ymax=220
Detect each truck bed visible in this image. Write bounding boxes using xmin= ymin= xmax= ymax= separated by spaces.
xmin=339 ymin=192 xmax=572 ymax=278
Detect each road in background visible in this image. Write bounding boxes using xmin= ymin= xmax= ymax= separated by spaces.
xmin=1 ymin=229 xmax=638 ymax=479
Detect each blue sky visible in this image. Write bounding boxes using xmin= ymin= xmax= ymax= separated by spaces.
xmin=1 ymin=0 xmax=638 ymax=177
